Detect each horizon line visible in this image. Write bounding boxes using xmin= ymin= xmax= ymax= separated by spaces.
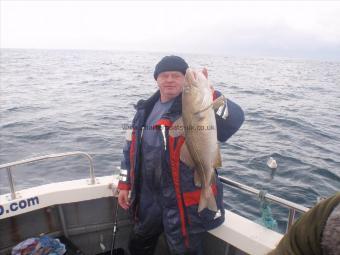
xmin=1 ymin=46 xmax=339 ymax=63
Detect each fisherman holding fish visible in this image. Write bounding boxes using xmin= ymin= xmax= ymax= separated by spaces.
xmin=117 ymin=56 xmax=244 ymax=255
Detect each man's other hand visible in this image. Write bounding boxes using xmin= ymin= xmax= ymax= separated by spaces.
xmin=118 ymin=189 xmax=130 ymax=210
xmin=202 ymin=67 xmax=214 ymax=93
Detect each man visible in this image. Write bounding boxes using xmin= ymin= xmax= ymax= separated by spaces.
xmin=118 ymin=55 xmax=244 ymax=255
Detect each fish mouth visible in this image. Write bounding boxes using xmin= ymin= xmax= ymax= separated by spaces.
xmin=185 ymin=68 xmax=198 ymax=87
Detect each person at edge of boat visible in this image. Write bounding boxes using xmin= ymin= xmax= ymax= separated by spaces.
xmin=267 ymin=192 xmax=340 ymax=255
xmin=117 ymin=55 xmax=244 ymax=255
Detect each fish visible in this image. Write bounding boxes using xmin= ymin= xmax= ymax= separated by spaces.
xmin=169 ymin=68 xmax=225 ymax=212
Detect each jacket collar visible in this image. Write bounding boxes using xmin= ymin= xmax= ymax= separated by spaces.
xmin=135 ymin=90 xmax=160 ymax=110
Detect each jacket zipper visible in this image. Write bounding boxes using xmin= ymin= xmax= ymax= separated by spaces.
xmin=160 ymin=124 xmax=167 ymax=151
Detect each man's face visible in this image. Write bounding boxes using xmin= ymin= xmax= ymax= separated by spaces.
xmin=157 ymin=71 xmax=186 ymax=100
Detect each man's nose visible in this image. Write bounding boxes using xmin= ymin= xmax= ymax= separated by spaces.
xmin=166 ymin=75 xmax=174 ymax=82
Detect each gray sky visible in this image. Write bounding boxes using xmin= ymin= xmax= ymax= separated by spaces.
xmin=1 ymin=1 xmax=340 ymax=61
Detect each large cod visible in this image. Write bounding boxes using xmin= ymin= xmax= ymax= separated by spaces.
xmin=170 ymin=68 xmax=225 ymax=212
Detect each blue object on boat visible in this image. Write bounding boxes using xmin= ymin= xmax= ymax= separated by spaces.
xmin=11 ymin=236 xmax=66 ymax=255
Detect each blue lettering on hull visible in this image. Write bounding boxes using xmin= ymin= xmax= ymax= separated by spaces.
xmin=0 ymin=196 xmax=40 ymax=216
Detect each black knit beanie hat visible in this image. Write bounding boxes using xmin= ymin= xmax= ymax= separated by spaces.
xmin=154 ymin=55 xmax=189 ymax=80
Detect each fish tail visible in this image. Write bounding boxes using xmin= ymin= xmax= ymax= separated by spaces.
xmin=198 ymin=187 xmax=218 ymax=212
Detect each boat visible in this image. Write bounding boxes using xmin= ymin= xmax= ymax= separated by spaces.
xmin=0 ymin=151 xmax=309 ymax=255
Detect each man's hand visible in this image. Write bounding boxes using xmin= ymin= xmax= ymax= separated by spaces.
xmin=202 ymin=67 xmax=214 ymax=93
xmin=202 ymin=67 xmax=208 ymax=79
xmin=118 ymin=190 xmax=130 ymax=210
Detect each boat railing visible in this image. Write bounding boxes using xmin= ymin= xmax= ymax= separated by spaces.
xmin=0 ymin=151 xmax=95 ymax=200
xmin=219 ymin=176 xmax=309 ymax=233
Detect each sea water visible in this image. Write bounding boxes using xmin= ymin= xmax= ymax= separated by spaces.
xmin=1 ymin=49 xmax=339 ymax=232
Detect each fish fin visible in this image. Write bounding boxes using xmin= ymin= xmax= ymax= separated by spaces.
xmin=194 ymin=95 xmax=225 ymax=117
xmin=194 ymin=111 xmax=205 ymax=121
xmin=202 ymin=92 xmax=211 ymax=110
xmin=198 ymin=187 xmax=218 ymax=212
xmin=212 ymin=95 xmax=225 ymax=110
xmin=194 ymin=171 xmax=202 ymax=187
xmin=213 ymin=146 xmax=222 ymax=168
xmin=180 ymin=142 xmax=195 ymax=169
xmin=169 ymin=117 xmax=184 ymax=137
xmin=210 ymin=172 xmax=217 ymax=185
xmin=194 ymin=105 xmax=211 ymax=121
xmin=194 ymin=104 xmax=212 ymax=116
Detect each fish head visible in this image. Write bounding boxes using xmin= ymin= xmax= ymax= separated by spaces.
xmin=184 ymin=68 xmax=210 ymax=93
xmin=183 ymin=68 xmax=214 ymax=115
xmin=183 ymin=69 xmax=201 ymax=108
xmin=184 ymin=68 xmax=198 ymax=91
